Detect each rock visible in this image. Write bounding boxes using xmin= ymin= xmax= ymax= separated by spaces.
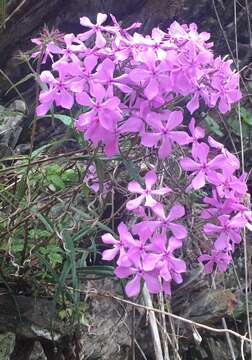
xmin=0 ymin=100 xmax=26 ymax=157
xmin=0 ymin=333 xmax=15 ymax=360
xmin=78 ymin=278 xmax=132 ymax=360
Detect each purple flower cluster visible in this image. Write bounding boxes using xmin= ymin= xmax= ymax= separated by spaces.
xmin=34 ymin=14 xmax=250 ymax=297
xmin=102 ymin=170 xmax=187 ymax=297
xmin=36 ymin=14 xmax=241 ymax=157
xmin=180 ymin=130 xmax=252 ymax=275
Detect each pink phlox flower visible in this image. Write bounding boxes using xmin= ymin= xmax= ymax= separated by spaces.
xmin=180 ymin=142 xmax=225 ymax=189
xmin=36 ymin=66 xmax=74 ymax=116
xmin=152 ymin=203 xmax=187 ymax=239
xmin=106 ymin=14 xmax=141 ymax=38
xmin=133 ymin=203 xmax=187 ymax=240
xmin=208 ymin=136 xmax=240 ymax=170
xmin=168 ymin=21 xmax=212 ymax=52
xmin=126 ymin=228 xmax=159 ymax=271
xmin=78 ymin=13 xmax=109 ymax=48
xmin=119 ymin=99 xmax=149 ymax=135
xmin=94 ymin=58 xmax=131 ymax=97
xmin=68 ymin=54 xmax=98 ymax=93
xmin=101 ymin=222 xmax=136 ymax=266
xmin=201 ymin=190 xmax=239 ymax=219
xmin=129 ymin=50 xmax=169 ymax=100
xmin=210 ymin=59 xmax=242 ymax=113
xmin=207 ymin=169 xmax=247 ymax=199
xmin=76 ymin=83 xmax=122 ymax=132
xmin=141 ymin=110 xmax=191 ymax=159
xmin=204 ymin=214 xmax=247 ymax=251
xmin=234 ymin=203 xmax=252 ymax=231
xmin=126 ymin=170 xmax=171 ymax=210
xmin=188 ymin=117 xmax=205 ymax=154
xmin=148 ymin=28 xmax=168 ymax=60
xmin=148 ymin=233 xmax=186 ymax=287
xmin=75 ymin=113 xmax=119 ymax=157
xmin=48 ymin=33 xmax=85 ymax=63
xmin=83 ymin=164 xmax=110 ymax=193
xmin=178 ymin=39 xmax=212 ymax=82
xmin=115 ymin=257 xmax=161 ymax=297
xmin=31 ymin=38 xmax=55 ymax=64
xmin=198 ymin=249 xmax=231 ymax=273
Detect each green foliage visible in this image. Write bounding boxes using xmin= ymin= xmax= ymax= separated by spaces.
xmin=204 ymin=115 xmax=224 ymax=137
xmin=0 ymin=132 xmax=121 ymax=326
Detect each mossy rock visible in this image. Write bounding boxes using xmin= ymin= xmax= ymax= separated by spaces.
xmin=0 ymin=333 xmax=15 ymax=360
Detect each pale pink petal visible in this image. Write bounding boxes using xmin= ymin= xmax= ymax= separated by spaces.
xmin=168 ymin=204 xmax=185 ymax=221
xmin=203 ymin=223 xmax=222 ymax=233
xmin=144 ymin=78 xmax=159 ymax=100
xmin=102 ymin=233 xmax=117 ymax=244
xmin=191 ymin=170 xmax=206 ymax=189
xmin=126 ymin=195 xmax=144 ymax=210
xmin=187 ymin=92 xmax=199 ymax=114
xmin=115 ymin=266 xmax=133 ymax=278
xmin=57 ymin=89 xmax=74 ymax=109
xmin=170 ymin=131 xmax=191 ymax=145
xmin=144 ymin=170 xmax=157 ymax=190
xmin=180 ymin=157 xmax=200 ymax=171
xmin=97 ymin=13 xmax=107 ymax=25
xmin=76 ymin=92 xmax=93 ymax=106
xmin=125 ymin=275 xmax=141 ymax=297
xmin=169 ymin=223 xmax=187 ymax=239
xmin=145 ymin=112 xmax=163 ymax=131
xmin=152 ymin=203 xmax=166 ymax=220
xmin=128 ymin=181 xmax=143 ymax=194
xmin=95 ymin=31 xmax=107 ymax=48
xmin=142 ymin=254 xmax=160 ymax=271
xmin=80 ymin=16 xmax=94 ymax=28
xmin=102 ymin=247 xmax=119 ymax=261
xmin=36 ymin=102 xmax=52 ymax=116
xmin=141 ymin=133 xmax=160 ymax=147
xmin=158 ymin=136 xmax=172 ymax=159
xmin=144 ymin=194 xmax=157 ymax=208
xmin=40 ymin=71 xmax=55 ymax=83
xmin=144 ymin=273 xmax=161 ymax=293
xmin=166 ymin=110 xmax=183 ymax=130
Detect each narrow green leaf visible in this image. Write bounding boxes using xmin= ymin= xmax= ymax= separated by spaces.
xmin=47 ymin=174 xmax=65 ymax=189
xmin=123 ymin=159 xmax=142 ymax=183
xmin=5 ymin=73 xmax=34 ymax=95
xmin=15 ymin=176 xmax=26 ymax=201
xmin=205 ymin=115 xmax=224 ymax=137
xmin=95 ymin=158 xmax=106 ymax=193
xmin=39 ymin=114 xmax=73 ymax=127
xmin=32 ymin=210 xmax=54 ymax=233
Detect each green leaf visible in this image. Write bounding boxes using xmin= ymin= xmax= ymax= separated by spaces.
xmin=123 ymin=159 xmax=142 ymax=183
xmin=77 ymin=265 xmax=114 ymax=277
xmin=240 ymin=107 xmax=252 ymax=126
xmin=15 ymin=176 xmax=26 ymax=201
xmin=5 ymin=73 xmax=34 ymax=95
xmin=95 ymin=158 xmax=106 ymax=193
xmin=47 ymin=174 xmax=65 ymax=189
xmin=39 ymin=114 xmax=73 ymax=127
xmin=229 ymin=117 xmax=250 ymax=138
xmin=61 ymin=169 xmax=78 ymax=183
xmin=205 ymin=115 xmax=224 ymax=137
xmin=46 ymin=164 xmax=62 ymax=175
xmin=31 ymin=142 xmax=61 ymax=159
xmin=62 ymin=230 xmax=79 ymax=304
xmin=31 ymin=210 xmax=54 ymax=233
xmin=35 ymin=251 xmax=59 ymax=282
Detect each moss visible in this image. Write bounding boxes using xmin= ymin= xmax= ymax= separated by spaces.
xmin=0 ymin=333 xmax=15 ymax=360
